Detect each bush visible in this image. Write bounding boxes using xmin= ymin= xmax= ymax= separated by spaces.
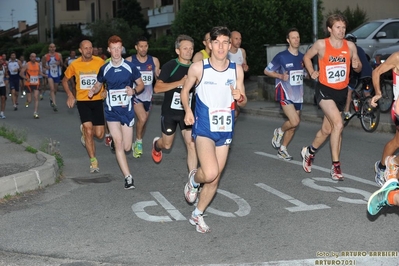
xmin=325 ymin=5 xmax=368 ymax=33
xmin=23 ymin=43 xmax=47 ymax=59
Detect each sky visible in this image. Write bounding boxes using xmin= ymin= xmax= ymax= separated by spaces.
xmin=0 ymin=0 xmax=37 ymax=31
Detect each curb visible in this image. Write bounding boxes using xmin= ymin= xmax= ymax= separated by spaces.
xmin=0 ymin=143 xmax=59 ymax=198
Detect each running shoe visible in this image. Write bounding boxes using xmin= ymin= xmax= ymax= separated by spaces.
xmin=344 ymin=112 xmax=351 ymax=120
xmin=189 ymin=214 xmax=210 ymax=233
xmin=33 ymin=112 xmax=39 ymax=119
xmin=50 ymin=99 xmax=54 ymax=107
xmin=0 ymin=114 xmax=5 ymax=119
xmin=132 ymin=141 xmax=143 ymax=158
xmin=277 ymin=149 xmax=293 ymax=161
xmin=184 ymin=169 xmax=199 ymax=203
xmin=25 ymin=102 xmax=29 ymax=107
xmin=80 ymin=124 xmax=86 ymax=147
xmin=152 ymin=137 xmax=162 ymax=163
xmin=271 ymin=128 xmax=284 ymax=149
xmin=14 ymin=105 xmax=17 ymax=111
xmin=374 ymin=160 xmax=386 ymax=187
xmin=124 ymin=175 xmax=135 ymax=189
xmin=105 ymin=135 xmax=112 ymax=147
xmin=53 ymin=105 xmax=58 ymax=112
xmin=90 ymin=159 xmax=99 ymax=173
xmin=331 ymin=164 xmax=344 ymax=181
xmin=40 ymin=94 xmax=43 ymax=100
xmin=8 ymin=93 xmax=11 ymax=97
xmin=367 ymin=178 xmax=398 ymax=216
xmin=301 ymin=146 xmax=314 ymax=173
xmin=109 ymin=137 xmax=115 ymax=151
xmin=384 ymin=156 xmax=399 ymax=181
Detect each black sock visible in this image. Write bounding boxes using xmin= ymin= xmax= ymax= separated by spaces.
xmin=308 ymin=145 xmax=317 ymax=154
xmin=154 ymin=140 xmax=161 ymax=152
xmin=379 ymin=161 xmax=386 ymax=170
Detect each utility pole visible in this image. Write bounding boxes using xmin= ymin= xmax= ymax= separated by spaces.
xmin=11 ymin=9 xmax=14 ymax=28
xmin=49 ymin=0 xmax=54 ymax=43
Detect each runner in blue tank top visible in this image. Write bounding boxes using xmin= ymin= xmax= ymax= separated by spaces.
xmin=126 ymin=37 xmax=160 ymax=158
xmin=181 ymin=26 xmax=247 ymax=233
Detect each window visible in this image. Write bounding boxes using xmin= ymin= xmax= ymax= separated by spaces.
xmin=161 ymin=0 xmax=173 ymax=6
xmin=67 ymin=0 xmax=79 ymax=11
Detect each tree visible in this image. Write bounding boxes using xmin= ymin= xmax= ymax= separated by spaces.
xmin=171 ymin=0 xmax=323 ymax=75
xmin=86 ymin=18 xmax=144 ymax=50
xmin=117 ymin=0 xmax=148 ymax=37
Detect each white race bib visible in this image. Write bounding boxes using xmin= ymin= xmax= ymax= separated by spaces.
xmin=29 ymin=76 xmax=39 ymax=85
xmin=110 ymin=89 xmax=131 ymax=107
xmin=289 ymin=70 xmax=303 ymax=86
xmin=141 ymin=70 xmax=153 ymax=86
xmin=50 ymin=64 xmax=58 ymax=76
xmin=170 ymin=92 xmax=192 ymax=110
xmin=80 ymin=74 xmax=97 ymax=89
xmin=325 ymin=64 xmax=347 ymax=84
xmin=209 ymin=107 xmax=233 ymax=132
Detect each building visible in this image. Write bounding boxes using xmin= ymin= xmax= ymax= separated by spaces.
xmin=34 ymin=0 xmax=399 ymax=43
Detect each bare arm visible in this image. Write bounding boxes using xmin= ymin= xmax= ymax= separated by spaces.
xmin=303 ymin=40 xmax=323 ymax=80
xmin=348 ymin=42 xmax=362 ymax=73
xmin=19 ymin=65 xmax=27 ymax=79
xmin=234 ymin=64 xmax=247 ymax=107
xmin=241 ymin=48 xmax=249 ymax=72
xmin=153 ymin=56 xmax=161 ymax=78
xmin=154 ymin=77 xmax=186 ymax=93
xmin=181 ymin=62 xmax=201 ymax=125
xmin=192 ymin=51 xmax=204 ymax=63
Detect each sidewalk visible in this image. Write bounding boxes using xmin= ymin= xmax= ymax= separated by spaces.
xmin=0 ymin=76 xmax=394 ymax=198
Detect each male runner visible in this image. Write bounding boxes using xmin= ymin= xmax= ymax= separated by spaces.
xmin=0 ymin=57 xmax=7 ymax=118
xmin=264 ymin=28 xmax=305 ymax=161
xmin=302 ymin=13 xmax=361 ymax=181
xmin=62 ymin=40 xmax=105 ymax=173
xmin=192 ymin=32 xmax=211 ymax=63
xmin=126 ymin=36 xmax=160 ymax=158
xmin=151 ymin=35 xmax=197 ymax=180
xmin=20 ymin=53 xmax=44 ymax=118
xmin=42 ymin=43 xmax=63 ymax=111
xmin=181 ymin=26 xmax=246 ymax=233
xmin=8 ymin=52 xmax=21 ymax=110
xmin=89 ymin=35 xmax=144 ymax=189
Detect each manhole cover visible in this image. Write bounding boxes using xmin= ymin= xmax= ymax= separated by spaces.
xmin=72 ymin=174 xmax=112 ymax=184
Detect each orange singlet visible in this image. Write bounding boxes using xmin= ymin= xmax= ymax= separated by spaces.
xmin=25 ymin=61 xmax=40 ymax=87
xmin=318 ymin=38 xmax=350 ymax=90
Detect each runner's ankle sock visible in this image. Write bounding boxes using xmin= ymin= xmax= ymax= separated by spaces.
xmin=154 ymin=140 xmax=161 ymax=152
xmin=378 ymin=161 xmax=386 ymax=170
xmin=90 ymin=157 xmax=97 ymax=163
xmin=308 ymin=145 xmax=317 ymax=154
xmin=193 ymin=208 xmax=203 ymax=217
xmin=190 ymin=174 xmax=199 ymax=188
xmin=278 ymin=127 xmax=283 ymax=134
xmin=136 ymin=139 xmax=142 ymax=144
xmin=387 ymin=190 xmax=399 ymax=205
xmin=333 ymin=161 xmax=340 ymax=167
xmin=280 ymin=145 xmax=287 ymax=151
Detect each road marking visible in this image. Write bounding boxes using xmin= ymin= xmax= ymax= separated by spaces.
xmin=255 ymin=151 xmax=378 ymax=186
xmin=205 ymin=189 xmax=251 ymax=217
xmin=255 ymin=183 xmax=330 ymax=212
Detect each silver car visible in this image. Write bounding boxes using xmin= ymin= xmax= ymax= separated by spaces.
xmin=350 ymin=18 xmax=399 ymax=60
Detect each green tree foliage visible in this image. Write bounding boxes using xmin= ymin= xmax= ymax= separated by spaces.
xmin=171 ymin=0 xmax=323 ymax=75
xmin=86 ymin=18 xmax=144 ymax=50
xmin=117 ymin=0 xmax=148 ymax=37
xmin=326 ymin=5 xmax=368 ymax=33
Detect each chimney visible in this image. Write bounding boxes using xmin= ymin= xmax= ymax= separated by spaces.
xmin=18 ymin=20 xmax=27 ymax=32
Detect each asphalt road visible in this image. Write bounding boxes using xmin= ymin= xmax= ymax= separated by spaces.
xmin=0 ymin=92 xmax=398 ymax=266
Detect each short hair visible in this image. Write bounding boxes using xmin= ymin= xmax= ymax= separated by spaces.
xmin=175 ymin=34 xmax=194 ymax=49
xmin=136 ymin=36 xmax=148 ymax=45
xmin=209 ymin=26 xmax=231 ymax=41
xmin=10 ymin=51 xmax=16 ymax=55
xmin=108 ymin=35 xmax=123 ymax=46
xmin=326 ymin=13 xmax=347 ymax=29
xmin=203 ymin=32 xmax=210 ymax=41
xmin=286 ymin=28 xmax=299 ymax=39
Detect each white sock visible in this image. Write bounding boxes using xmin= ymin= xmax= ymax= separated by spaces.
xmin=193 ymin=208 xmax=203 ymax=217
xmin=280 ymin=145 xmax=287 ymax=151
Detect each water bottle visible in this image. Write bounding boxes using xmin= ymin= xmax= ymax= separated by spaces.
xmin=353 ymin=99 xmax=359 ymax=112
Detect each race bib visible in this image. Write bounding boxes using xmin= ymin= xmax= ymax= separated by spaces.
xmin=326 ymin=64 xmax=347 ymax=84
xmin=50 ymin=65 xmax=58 ymax=76
xmin=0 ymin=72 xmax=4 ymax=87
xmin=209 ymin=107 xmax=233 ymax=132
xmin=289 ymin=70 xmax=303 ymax=86
xmin=110 ymin=89 xmax=131 ymax=107
xmin=80 ymin=74 xmax=97 ymax=89
xmin=170 ymin=92 xmax=192 ymax=110
xmin=141 ymin=70 xmax=153 ymax=86
xmin=29 ymin=76 xmax=39 ymax=85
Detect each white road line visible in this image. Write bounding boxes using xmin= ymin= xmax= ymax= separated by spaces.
xmin=255 ymin=151 xmax=378 ymax=186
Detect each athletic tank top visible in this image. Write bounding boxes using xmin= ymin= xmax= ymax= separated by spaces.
xmin=131 ymin=55 xmax=156 ymax=102
xmin=319 ymin=38 xmax=350 ymax=90
xmin=228 ymin=49 xmax=244 ymax=65
xmin=25 ymin=62 xmax=40 ymax=86
xmin=194 ymin=59 xmax=236 ymax=133
xmin=200 ymin=49 xmax=210 ymax=60
xmin=0 ymin=65 xmax=5 ymax=87
xmin=45 ymin=54 xmax=62 ymax=77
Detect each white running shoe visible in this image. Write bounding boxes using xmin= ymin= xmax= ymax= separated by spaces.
xmin=271 ymin=128 xmax=283 ymax=149
xmin=184 ymin=169 xmax=199 ymax=203
xmin=189 ymin=214 xmax=210 ymax=233
xmin=301 ymin=146 xmax=314 ymax=173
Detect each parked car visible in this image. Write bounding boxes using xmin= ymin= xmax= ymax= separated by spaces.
xmin=371 ymin=43 xmax=399 ymax=67
xmin=349 ymin=18 xmax=399 ymax=60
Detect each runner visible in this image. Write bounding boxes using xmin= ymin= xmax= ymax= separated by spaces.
xmin=181 ymin=26 xmax=246 ymax=233
xmin=88 ymin=35 xmax=144 ymax=189
xmin=7 ymin=52 xmax=21 ymax=111
xmin=20 ymin=53 xmax=44 ymax=118
xmin=126 ymin=36 xmax=160 ymax=158
xmin=301 ymin=13 xmax=362 ymax=181
xmin=264 ymin=28 xmax=305 ymax=161
xmin=151 ymin=35 xmax=197 ymax=181
xmin=64 ymin=50 xmax=78 ymax=98
xmin=192 ymin=32 xmax=211 ymax=63
xmin=62 ymin=40 xmax=106 ymax=173
xmin=0 ymin=57 xmax=7 ymax=119
xmin=42 ymin=43 xmax=63 ymax=112
xmin=19 ymin=55 xmax=26 ymax=99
